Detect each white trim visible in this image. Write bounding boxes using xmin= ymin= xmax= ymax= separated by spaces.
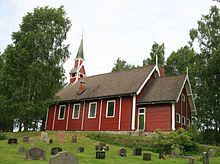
xmin=171 ymin=103 xmax=175 ymax=130
xmin=45 ymin=107 xmax=49 ymax=130
xmin=182 ymin=116 xmax=186 ymax=125
xmin=88 ymin=102 xmax=97 ymax=118
xmin=176 ymin=113 xmax=180 ymax=123
xmin=138 ymin=108 xmax=146 ymax=130
xmin=58 ymin=105 xmax=66 ymax=120
xmin=52 ymin=105 xmax=57 ymax=130
xmin=137 ymin=65 xmax=158 ymax=95
xmin=118 ymin=97 xmax=122 ymax=130
xmin=81 ymin=101 xmax=85 ymax=130
xmin=98 ymin=100 xmax=103 ymax=130
xmin=106 ymin=100 xmax=116 ymax=118
xmin=72 ymin=103 xmax=81 ymax=119
xmin=131 ymin=95 xmax=136 ymax=130
xmin=176 ymin=76 xmax=187 ymax=102
xmin=65 ymin=103 xmax=70 ymax=130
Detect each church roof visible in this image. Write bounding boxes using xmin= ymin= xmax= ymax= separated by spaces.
xmin=137 ymin=75 xmax=186 ymax=103
xmin=76 ymin=37 xmax=84 ymax=60
xmin=57 ymin=65 xmax=156 ymax=102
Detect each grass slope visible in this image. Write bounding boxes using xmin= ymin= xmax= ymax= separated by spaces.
xmin=0 ymin=131 xmax=219 ymax=164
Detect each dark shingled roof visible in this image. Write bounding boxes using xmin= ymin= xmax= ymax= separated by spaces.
xmin=137 ymin=74 xmax=186 ymax=103
xmin=57 ymin=65 xmax=156 ymax=102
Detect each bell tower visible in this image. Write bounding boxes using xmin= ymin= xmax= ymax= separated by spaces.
xmin=69 ymin=37 xmax=86 ymax=84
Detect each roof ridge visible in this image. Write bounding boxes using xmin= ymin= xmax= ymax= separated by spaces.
xmin=83 ymin=64 xmax=156 ymax=79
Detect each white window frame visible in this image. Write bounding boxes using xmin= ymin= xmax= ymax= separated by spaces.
xmin=72 ymin=103 xmax=81 ymax=119
xmin=138 ymin=108 xmax=146 ymax=130
xmin=88 ymin=102 xmax=97 ymax=118
xmin=181 ymin=93 xmax=186 ymax=102
xmin=106 ymin=100 xmax=115 ymax=118
xmin=58 ymin=105 xmax=66 ymax=120
xmin=176 ymin=113 xmax=180 ymax=123
xmin=182 ymin=116 xmax=186 ymax=125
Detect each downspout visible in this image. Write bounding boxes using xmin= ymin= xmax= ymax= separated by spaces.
xmin=52 ymin=105 xmax=57 ymax=130
xmin=171 ymin=103 xmax=175 ymax=130
xmin=131 ymin=95 xmax=136 ymax=130
xmin=44 ymin=107 xmax=49 ymax=130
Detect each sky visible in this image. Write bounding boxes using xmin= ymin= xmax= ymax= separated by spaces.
xmin=0 ymin=0 xmax=218 ymax=82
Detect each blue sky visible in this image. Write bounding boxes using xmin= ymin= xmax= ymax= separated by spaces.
xmin=0 ymin=0 xmax=218 ymax=81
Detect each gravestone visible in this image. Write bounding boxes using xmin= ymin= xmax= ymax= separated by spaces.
xmin=17 ymin=146 xmax=26 ymax=155
xmin=71 ymin=135 xmax=77 ymax=143
xmin=143 ymin=153 xmax=151 ymax=161
xmin=8 ymin=138 xmax=18 ymax=144
xmin=41 ymin=132 xmax=49 ymax=142
xmin=159 ymin=152 xmax=166 ymax=159
xmin=96 ymin=151 xmax=105 ymax=159
xmin=133 ymin=148 xmax=142 ymax=156
xmin=23 ymin=136 xmax=30 ymax=144
xmin=189 ymin=157 xmax=194 ymax=164
xmin=51 ymin=147 xmax=62 ymax=155
xmin=202 ymin=152 xmax=209 ymax=164
xmin=95 ymin=145 xmax=100 ymax=151
xmin=57 ymin=132 xmax=65 ymax=143
xmin=119 ymin=148 xmax=126 ymax=157
xmin=208 ymin=149 xmax=216 ymax=158
xmin=26 ymin=147 xmax=45 ymax=160
xmin=29 ymin=137 xmax=35 ymax=144
xmin=78 ymin=147 xmax=84 ymax=152
xmin=99 ymin=143 xmax=109 ymax=151
xmin=49 ymin=151 xmax=78 ymax=164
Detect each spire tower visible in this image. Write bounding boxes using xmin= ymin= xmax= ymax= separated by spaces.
xmin=69 ymin=37 xmax=86 ymax=84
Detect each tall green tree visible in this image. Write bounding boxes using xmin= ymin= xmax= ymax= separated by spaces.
xmin=0 ymin=6 xmax=71 ymax=131
xmin=166 ymin=46 xmax=197 ymax=90
xmin=112 ymin=58 xmax=136 ymax=72
xmin=143 ymin=42 xmax=165 ymax=67
xmin=189 ymin=5 xmax=220 ymax=144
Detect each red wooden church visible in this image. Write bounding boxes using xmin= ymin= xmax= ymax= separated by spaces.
xmin=45 ymin=38 xmax=196 ymax=132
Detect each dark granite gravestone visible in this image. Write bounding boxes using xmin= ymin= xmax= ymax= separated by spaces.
xmin=203 ymin=152 xmax=209 ymax=164
xmin=119 ymin=148 xmax=126 ymax=157
xmin=78 ymin=147 xmax=84 ymax=152
xmin=26 ymin=147 xmax=45 ymax=160
xmin=71 ymin=135 xmax=77 ymax=143
xmin=17 ymin=146 xmax=26 ymax=155
xmin=49 ymin=151 xmax=78 ymax=164
xmin=57 ymin=132 xmax=65 ymax=143
xmin=51 ymin=147 xmax=62 ymax=155
xmin=96 ymin=151 xmax=105 ymax=159
xmin=23 ymin=136 xmax=30 ymax=144
xmin=133 ymin=148 xmax=142 ymax=156
xmin=8 ymin=138 xmax=18 ymax=144
xmin=143 ymin=153 xmax=151 ymax=161
xmin=40 ymin=132 xmax=49 ymax=142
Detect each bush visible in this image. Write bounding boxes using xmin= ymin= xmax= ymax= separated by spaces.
xmin=0 ymin=133 xmax=7 ymax=140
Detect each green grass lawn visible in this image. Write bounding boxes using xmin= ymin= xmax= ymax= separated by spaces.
xmin=0 ymin=131 xmax=219 ymax=164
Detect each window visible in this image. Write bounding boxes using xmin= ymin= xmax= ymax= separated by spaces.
xmin=182 ymin=116 xmax=186 ymax=125
xmin=58 ymin=105 xmax=65 ymax=120
xmin=106 ymin=100 xmax=115 ymax=117
xmin=88 ymin=102 xmax=97 ymax=118
xmin=186 ymin=118 xmax=190 ymax=126
xmin=181 ymin=94 xmax=185 ymax=102
xmin=72 ymin=104 xmax=81 ymax=119
xmin=176 ymin=113 xmax=180 ymax=123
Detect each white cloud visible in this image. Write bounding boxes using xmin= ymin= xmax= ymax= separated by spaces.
xmin=0 ymin=0 xmax=219 ymax=83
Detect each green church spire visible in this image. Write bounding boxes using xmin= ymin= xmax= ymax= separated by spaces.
xmin=76 ymin=36 xmax=84 ymax=60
